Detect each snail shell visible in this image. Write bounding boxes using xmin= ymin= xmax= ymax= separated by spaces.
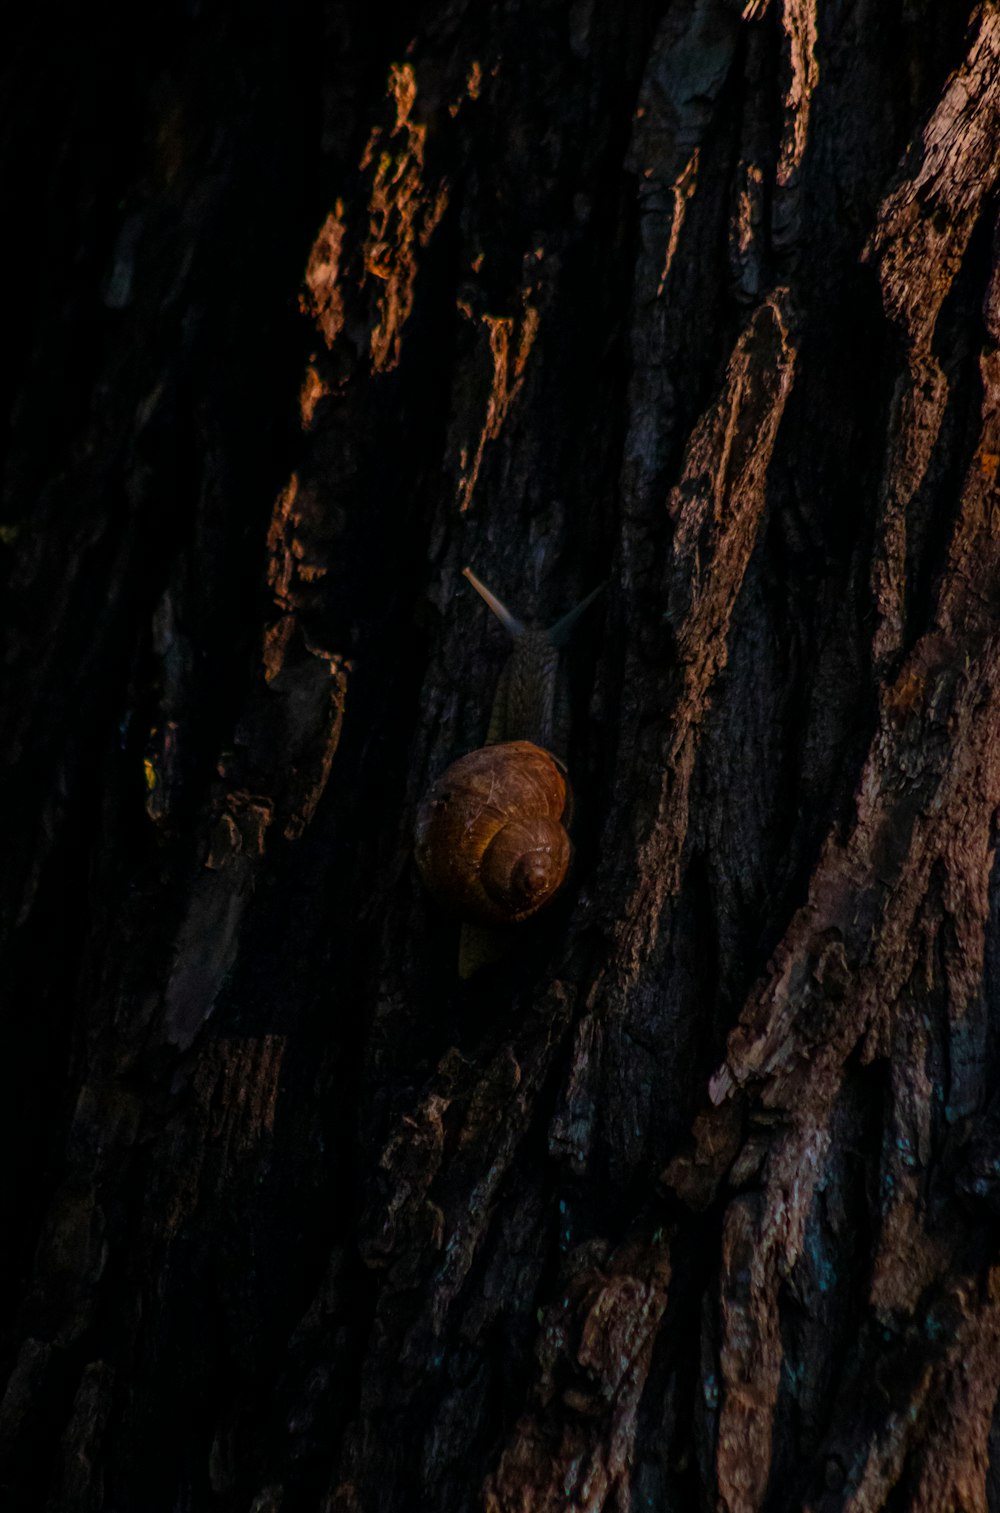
xmin=414 ymin=740 xmax=571 ymax=927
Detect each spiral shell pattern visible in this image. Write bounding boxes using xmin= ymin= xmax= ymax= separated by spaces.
xmin=414 ymin=741 xmax=571 ymax=926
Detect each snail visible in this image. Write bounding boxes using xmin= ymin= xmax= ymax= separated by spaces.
xmin=415 ymin=566 xmax=603 ymax=975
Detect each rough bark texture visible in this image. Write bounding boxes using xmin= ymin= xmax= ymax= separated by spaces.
xmin=3 ymin=3 xmax=1000 ymax=1511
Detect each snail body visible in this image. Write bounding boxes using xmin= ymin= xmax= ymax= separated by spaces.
xmin=416 ymin=565 xmax=602 ymax=973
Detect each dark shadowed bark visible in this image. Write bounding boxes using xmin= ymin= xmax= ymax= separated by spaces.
xmin=4 ymin=2 xmax=1000 ymax=1510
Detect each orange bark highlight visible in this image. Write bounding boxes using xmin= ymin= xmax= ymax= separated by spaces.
xmin=361 ymin=63 xmax=449 ymax=372
xmin=301 ymin=203 xmax=347 ymax=349
xmin=457 ymin=300 xmax=540 ymax=513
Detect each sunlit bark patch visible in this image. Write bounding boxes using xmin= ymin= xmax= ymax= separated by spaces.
xmin=361 ymin=63 xmax=449 ymax=373
xmin=301 ymin=202 xmax=347 ymax=350
xmin=456 ymin=297 xmax=540 ymax=513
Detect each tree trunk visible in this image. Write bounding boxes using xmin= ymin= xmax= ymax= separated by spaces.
xmin=4 ymin=2 xmax=1000 ymax=1509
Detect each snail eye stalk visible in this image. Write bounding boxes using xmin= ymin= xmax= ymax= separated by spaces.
xmin=462 ymin=566 xmax=525 ymax=640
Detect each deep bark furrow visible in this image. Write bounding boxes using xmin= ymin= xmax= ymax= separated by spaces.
xmin=671 ymin=226 xmax=1000 ymax=1511
xmin=608 ymin=292 xmax=798 ymax=980
xmin=865 ymin=0 xmax=1000 ymax=670
xmin=483 ymin=1236 xmax=670 ymax=1513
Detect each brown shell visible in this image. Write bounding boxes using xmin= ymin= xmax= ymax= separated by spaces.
xmin=414 ymin=740 xmax=571 ymax=926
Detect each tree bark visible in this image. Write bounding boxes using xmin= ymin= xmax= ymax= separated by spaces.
xmin=3 ymin=3 xmax=1000 ymax=1510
